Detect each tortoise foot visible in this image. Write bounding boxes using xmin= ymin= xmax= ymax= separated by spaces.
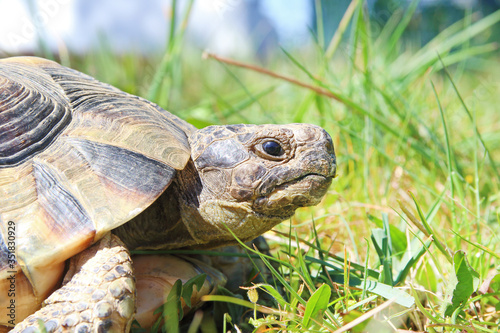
xmin=11 ymin=233 xmax=135 ymax=333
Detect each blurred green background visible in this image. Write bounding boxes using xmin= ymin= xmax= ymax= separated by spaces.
xmin=1 ymin=0 xmax=499 ymax=331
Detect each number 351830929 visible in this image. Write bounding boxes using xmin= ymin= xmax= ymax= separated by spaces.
xmin=6 ymin=221 xmax=16 ymax=269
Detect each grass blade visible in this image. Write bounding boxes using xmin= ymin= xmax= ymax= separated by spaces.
xmin=302 ymin=284 xmax=332 ymax=329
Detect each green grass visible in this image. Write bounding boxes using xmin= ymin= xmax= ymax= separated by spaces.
xmin=20 ymin=1 xmax=500 ymax=332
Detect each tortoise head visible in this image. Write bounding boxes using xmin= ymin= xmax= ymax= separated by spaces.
xmin=181 ymin=124 xmax=336 ymax=247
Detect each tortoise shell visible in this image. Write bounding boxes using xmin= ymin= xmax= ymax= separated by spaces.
xmin=0 ymin=57 xmax=194 ymax=319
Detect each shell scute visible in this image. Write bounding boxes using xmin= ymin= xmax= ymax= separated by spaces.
xmin=0 ymin=57 xmax=193 ymax=317
xmin=67 ymin=138 xmax=176 ymax=195
xmin=0 ymin=63 xmax=72 ymax=167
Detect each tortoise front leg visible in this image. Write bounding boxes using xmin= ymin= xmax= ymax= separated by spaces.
xmin=11 ymin=233 xmax=136 ymax=333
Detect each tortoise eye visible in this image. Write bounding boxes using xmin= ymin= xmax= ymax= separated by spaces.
xmin=262 ymin=140 xmax=284 ymax=157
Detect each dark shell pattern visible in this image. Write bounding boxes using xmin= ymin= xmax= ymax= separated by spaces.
xmin=0 ymin=57 xmax=193 ymax=305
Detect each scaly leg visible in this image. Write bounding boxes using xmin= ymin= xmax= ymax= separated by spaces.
xmin=11 ymin=233 xmax=135 ymax=333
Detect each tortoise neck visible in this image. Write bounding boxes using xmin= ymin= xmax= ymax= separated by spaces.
xmin=113 ymin=159 xmax=260 ymax=250
xmin=112 ymin=160 xmax=203 ymax=250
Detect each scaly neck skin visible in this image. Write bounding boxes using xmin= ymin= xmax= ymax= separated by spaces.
xmin=173 ymin=159 xmax=282 ymax=249
xmin=112 ymin=159 xmax=242 ymax=250
xmin=175 ymin=160 xmax=285 ymax=249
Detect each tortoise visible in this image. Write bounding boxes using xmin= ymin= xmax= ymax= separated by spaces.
xmin=0 ymin=57 xmax=336 ymax=332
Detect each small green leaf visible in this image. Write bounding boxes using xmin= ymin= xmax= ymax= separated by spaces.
xmin=325 ymin=272 xmax=415 ymax=308
xmin=162 ymin=279 xmax=182 ymax=333
xmin=371 ymin=227 xmax=393 ymax=285
xmin=444 ymin=251 xmax=480 ymax=317
xmin=181 ymin=273 xmax=207 ymax=308
xmin=368 ymin=213 xmax=407 ymax=256
xmin=371 ymin=228 xmax=386 ymax=262
xmin=130 ymin=319 xmax=147 ymax=333
xmin=302 ymin=284 xmax=331 ymax=328
xmin=257 ymin=283 xmax=288 ymax=307
xmin=357 ymin=278 xmax=414 ymax=308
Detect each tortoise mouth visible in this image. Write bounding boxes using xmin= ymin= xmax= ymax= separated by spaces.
xmin=253 ymin=174 xmax=332 ymax=218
